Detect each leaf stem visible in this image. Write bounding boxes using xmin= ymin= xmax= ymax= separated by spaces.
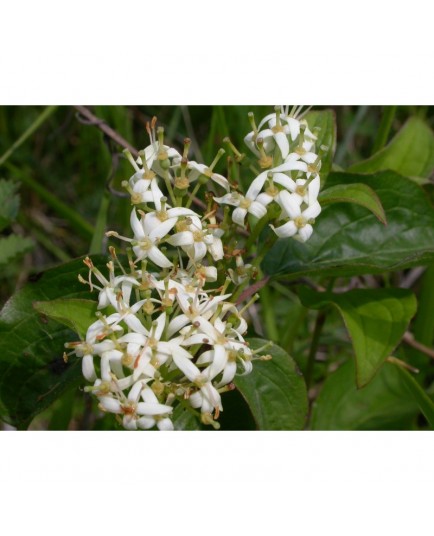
xmin=403 ymin=331 xmax=434 ymax=360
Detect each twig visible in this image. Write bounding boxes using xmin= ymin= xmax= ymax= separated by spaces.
xmin=74 ymin=105 xmax=208 ymax=214
xmin=403 ymin=332 xmax=434 ymax=360
xmin=74 ymin=106 xmax=139 ymax=157
xmin=400 ymin=267 xmax=426 ymax=289
xmin=236 ymin=276 xmax=270 ymax=305
xmin=386 ymin=356 xmax=419 ymax=374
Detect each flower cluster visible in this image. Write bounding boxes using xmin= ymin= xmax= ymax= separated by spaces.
xmin=66 ymin=106 xmax=325 ymax=430
xmin=216 ymin=105 xmax=324 ymax=242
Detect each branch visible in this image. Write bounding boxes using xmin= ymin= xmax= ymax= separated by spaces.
xmin=236 ymin=276 xmax=270 ymax=305
xmin=403 ymin=331 xmax=434 ymax=360
xmin=74 ymin=106 xmax=139 ymax=157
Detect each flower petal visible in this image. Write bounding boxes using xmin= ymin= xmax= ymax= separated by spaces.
xmin=148 ymin=246 xmax=173 ymax=268
xmin=274 ymin=131 xmax=290 ymax=159
xmin=278 ymin=190 xmax=301 ymax=219
xmin=149 ymin=218 xmax=177 ymax=241
xmin=211 ymin=172 xmax=230 ymax=191
xmin=232 ymin=207 xmax=247 ymax=227
xmin=167 ymin=231 xmax=193 ymax=247
xmin=157 ymin=418 xmax=174 ymax=431
xmin=287 ymin=118 xmax=300 ymax=141
xmin=99 ymin=396 xmax=122 ymax=414
xmin=272 ymin=172 xmax=296 ymax=192
xmin=193 ymin=241 xmax=207 ymax=261
xmin=82 ymin=354 xmax=96 ymax=382
xmin=297 ymin=224 xmax=313 ymax=242
xmin=272 ymin=160 xmax=308 ymax=173
xmin=249 ymin=201 xmax=267 ymax=220
xmin=245 ymin=171 xmax=268 ymax=200
xmin=130 ymin=209 xmax=144 ymax=239
xmin=271 ymin=220 xmax=297 ymax=238
xmin=303 ymin=201 xmax=321 ymax=220
xmin=308 ymin=176 xmax=321 ymax=205
xmin=256 ymin=192 xmax=274 ymax=206
xmin=172 ymin=351 xmax=200 ymax=382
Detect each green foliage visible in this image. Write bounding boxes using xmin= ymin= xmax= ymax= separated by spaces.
xmin=0 ymin=234 xmax=33 ymax=266
xmin=394 ymin=364 xmax=434 ymax=428
xmin=263 ymin=171 xmax=434 ymax=278
xmin=0 ymin=178 xmax=20 ymax=229
xmin=234 ymin=339 xmax=308 ymax=430
xmin=33 ymin=299 xmax=98 ymax=340
xmin=318 ymin=182 xmax=386 ymax=224
xmin=0 ymin=178 xmax=33 ymax=268
xmin=349 ymin=116 xmax=434 ymax=179
xmin=299 ymin=287 xmax=417 ymax=387
xmin=0 ymin=256 xmax=105 ymax=428
xmin=311 ymin=361 xmax=420 ymax=430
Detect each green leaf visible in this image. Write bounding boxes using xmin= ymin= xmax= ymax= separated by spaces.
xmin=234 ymin=338 xmax=308 ymax=430
xmin=299 ymin=287 xmax=417 ymax=387
xmin=263 ymin=171 xmax=434 ymax=279
xmin=311 ymin=361 xmax=419 ymax=430
xmin=318 ymin=182 xmax=386 ymax=224
xmin=0 ymin=234 xmax=34 ymax=265
xmin=393 ymin=363 xmax=434 ymax=429
xmin=305 ymin=109 xmax=337 ymax=180
xmin=348 ymin=117 xmax=434 ymax=179
xmin=0 ymin=179 xmax=20 ymax=230
xmin=33 ymin=299 xmax=98 ymax=340
xmin=172 ymin=404 xmax=202 ymax=431
xmin=0 ymin=255 xmax=107 ymax=428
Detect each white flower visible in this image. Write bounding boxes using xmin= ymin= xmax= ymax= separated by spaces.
xmin=181 ymin=315 xmax=252 ymax=387
xmin=136 ymin=386 xmax=174 ymax=431
xmin=271 ymin=190 xmax=321 ymax=241
xmin=128 ymin=171 xmax=166 ymax=209
xmin=214 ymin=191 xmax=267 ymax=227
xmin=167 ymin=216 xmax=223 ymax=262
xmin=187 ymin=161 xmax=230 ymax=191
xmin=129 ymin=209 xmax=176 ymax=267
xmin=288 ymin=175 xmax=321 ymax=207
xmin=171 ymin=350 xmax=223 ymax=414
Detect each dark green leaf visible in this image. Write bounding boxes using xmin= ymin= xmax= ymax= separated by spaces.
xmin=349 ymin=117 xmax=434 ymax=179
xmin=234 ymin=338 xmax=308 ymax=430
xmin=311 ymin=361 xmax=419 ymax=430
xmin=305 ymin=109 xmax=337 ymax=180
xmin=0 ymin=234 xmax=34 ymax=265
xmin=393 ymin=363 xmax=434 ymax=429
xmin=318 ymin=182 xmax=386 ymax=224
xmin=299 ymin=287 xmax=417 ymax=387
xmin=263 ymin=171 xmax=434 ymax=279
xmin=34 ymin=299 xmax=98 ymax=340
xmin=0 ymin=255 xmax=107 ymax=428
